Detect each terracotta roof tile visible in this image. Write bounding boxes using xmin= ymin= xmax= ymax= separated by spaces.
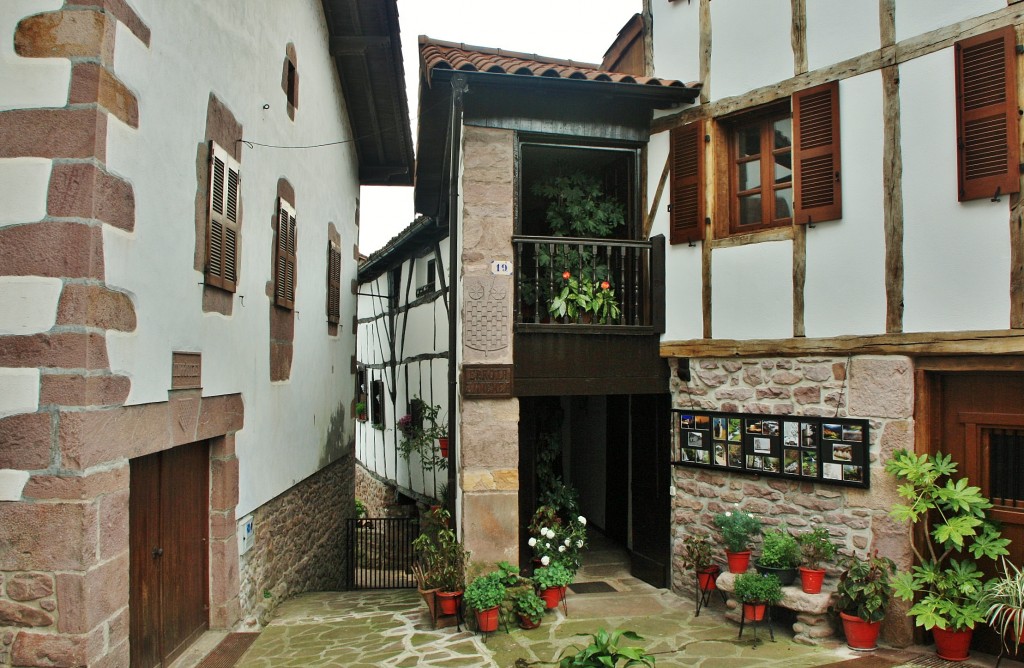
xmin=419 ymin=36 xmax=689 ymax=89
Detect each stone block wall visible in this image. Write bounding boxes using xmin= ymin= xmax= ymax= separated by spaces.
xmin=668 ymin=355 xmax=915 ymax=646
xmin=355 ymin=464 xmax=399 ymax=518
xmin=238 ymin=455 xmax=354 ymax=628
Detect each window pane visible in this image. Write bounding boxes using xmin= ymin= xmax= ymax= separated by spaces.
xmin=739 ymin=194 xmax=761 ymax=226
xmin=775 ymin=187 xmax=792 ymax=220
xmin=738 ymin=159 xmax=761 ymax=191
xmin=774 ymin=153 xmax=792 ymax=184
xmin=737 ymin=125 xmax=761 ymax=157
xmin=774 ymin=118 xmax=792 ymax=150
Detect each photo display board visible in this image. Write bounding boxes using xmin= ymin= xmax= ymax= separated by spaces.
xmin=671 ymin=410 xmax=870 ymax=489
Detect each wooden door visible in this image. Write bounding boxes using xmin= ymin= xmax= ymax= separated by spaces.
xmin=629 ymin=394 xmax=671 ymax=588
xmin=130 ymin=442 xmax=210 ymax=668
xmin=924 ymin=371 xmax=1024 ymax=658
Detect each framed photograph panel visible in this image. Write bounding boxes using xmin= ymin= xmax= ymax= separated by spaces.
xmin=671 ymin=409 xmax=870 ymax=489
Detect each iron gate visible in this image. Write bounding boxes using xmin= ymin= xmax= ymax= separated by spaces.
xmin=345 ymin=517 xmax=419 ymax=589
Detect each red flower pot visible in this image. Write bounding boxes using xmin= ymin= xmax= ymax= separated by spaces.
xmin=933 ymin=625 xmax=973 ymax=662
xmin=518 ymin=614 xmax=541 ymax=629
xmin=475 ymin=606 xmax=499 ymax=632
xmin=697 ymin=566 xmax=720 ymax=591
xmin=438 ymin=437 xmax=449 ymax=458
xmin=798 ymin=567 xmax=826 ymax=594
xmin=743 ymin=602 xmax=767 ymax=622
xmin=436 ymin=590 xmax=462 ymax=616
xmin=540 ymin=585 xmax=565 ymax=609
xmin=840 ymin=612 xmax=881 ymax=651
xmin=725 ymin=550 xmax=751 ymax=574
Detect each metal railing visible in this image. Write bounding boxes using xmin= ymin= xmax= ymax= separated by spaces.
xmin=345 ymin=517 xmax=419 ymax=590
xmin=513 ymin=235 xmax=657 ymax=330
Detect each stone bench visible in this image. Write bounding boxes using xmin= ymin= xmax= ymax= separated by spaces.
xmin=715 ymin=571 xmax=835 ymax=645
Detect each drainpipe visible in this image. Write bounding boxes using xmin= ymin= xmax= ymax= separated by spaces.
xmin=447 ymin=74 xmax=468 ymax=520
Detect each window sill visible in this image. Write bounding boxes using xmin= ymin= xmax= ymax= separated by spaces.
xmin=707 ymin=224 xmax=794 ymax=250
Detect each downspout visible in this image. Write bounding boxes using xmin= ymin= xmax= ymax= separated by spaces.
xmin=447 ymin=74 xmax=468 ymax=519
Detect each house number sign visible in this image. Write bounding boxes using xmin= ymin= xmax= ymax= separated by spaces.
xmin=490 ymin=260 xmax=513 ymax=276
xmin=462 ymin=364 xmax=514 ymax=399
xmin=671 ymin=409 xmax=870 ymax=489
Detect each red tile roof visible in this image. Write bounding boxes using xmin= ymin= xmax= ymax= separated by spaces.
xmin=419 ymin=36 xmax=690 ymax=89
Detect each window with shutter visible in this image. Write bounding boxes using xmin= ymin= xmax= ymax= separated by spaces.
xmin=955 ymin=26 xmax=1020 ymax=202
xmin=670 ymin=122 xmax=706 ymax=245
xmin=206 ymin=142 xmax=241 ymax=291
xmin=793 ymin=81 xmax=841 ymax=224
xmin=274 ymin=198 xmax=297 ymax=309
xmin=327 ymin=240 xmax=341 ymax=325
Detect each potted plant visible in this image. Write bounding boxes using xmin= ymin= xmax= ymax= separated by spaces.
xmin=411 ymin=507 xmax=468 ymax=618
xmin=398 ymin=398 xmax=448 ymax=472
xmin=984 ymin=558 xmax=1024 ymax=660
xmin=355 ymin=401 xmax=367 ymax=422
xmin=513 ymin=588 xmax=546 ymax=629
xmin=534 ymin=561 xmax=573 ymax=609
xmin=833 ymin=550 xmax=897 ymax=651
xmin=556 ymin=628 xmax=655 ymax=668
xmin=713 ymin=508 xmax=762 ymax=573
xmin=796 ymin=527 xmax=837 ymax=594
xmin=464 ymin=571 xmax=506 ymax=632
xmin=680 ymin=533 xmax=720 ymax=591
xmin=755 ymin=526 xmax=800 ymax=586
xmin=733 ymin=572 xmax=783 ymax=622
xmin=887 ymin=450 xmax=1010 ymax=661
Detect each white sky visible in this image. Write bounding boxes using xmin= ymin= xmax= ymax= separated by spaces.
xmin=358 ymin=0 xmax=642 ymax=255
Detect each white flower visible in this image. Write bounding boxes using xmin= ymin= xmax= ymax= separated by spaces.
xmin=528 ymin=537 xmax=537 ymax=547
xmin=540 ymin=526 xmax=549 ymax=536
xmin=724 ymin=511 xmax=732 ymax=517
xmin=564 ymin=538 xmax=571 ymax=547
xmin=578 ymin=516 xmax=586 ymax=526
xmin=558 ymin=545 xmax=566 ymax=553
xmin=545 ymin=528 xmax=556 ymax=539
xmin=541 ymin=555 xmax=550 ymax=566
xmin=576 ymin=540 xmax=584 ymax=548
xmin=545 ymin=542 xmax=551 ymax=549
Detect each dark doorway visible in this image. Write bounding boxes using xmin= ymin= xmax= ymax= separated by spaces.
xmin=922 ymin=369 xmax=1024 ymax=660
xmin=130 ymin=441 xmax=210 ymax=668
xmin=518 ymin=394 xmax=671 ymax=588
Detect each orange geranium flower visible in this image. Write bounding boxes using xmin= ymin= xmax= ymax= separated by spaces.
xmin=600 ymin=281 xmax=610 ymax=290
xmin=562 ymin=271 xmax=571 ymax=279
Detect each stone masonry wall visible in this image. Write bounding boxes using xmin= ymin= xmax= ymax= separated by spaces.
xmin=355 ymin=463 xmax=399 ymax=518
xmin=238 ymin=455 xmax=354 ymax=628
xmin=668 ymin=355 xmax=916 ymax=646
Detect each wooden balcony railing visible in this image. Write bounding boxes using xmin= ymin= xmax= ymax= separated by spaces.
xmin=513 ymin=235 xmax=664 ymax=333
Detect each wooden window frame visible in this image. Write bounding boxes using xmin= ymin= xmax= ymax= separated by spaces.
xmin=669 ymin=121 xmax=705 ymax=245
xmin=326 ymin=240 xmax=341 ymax=325
xmin=274 ymin=198 xmax=297 ymax=310
xmin=205 ymin=142 xmax=241 ymax=291
xmin=725 ymin=104 xmax=793 ymax=235
xmin=955 ymin=26 xmax=1020 ymax=202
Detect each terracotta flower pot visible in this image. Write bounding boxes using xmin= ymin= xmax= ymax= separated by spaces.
xmin=726 ymin=550 xmax=751 ymax=574
xmin=840 ymin=611 xmax=881 ymax=651
xmin=798 ymin=567 xmax=826 ymax=594
xmin=438 ymin=437 xmax=449 ymax=458
xmin=743 ymin=602 xmax=767 ymax=622
xmin=518 ymin=614 xmax=541 ymax=629
xmin=475 ymin=606 xmax=500 ymax=632
xmin=540 ymin=585 xmax=565 ymax=609
xmin=697 ymin=566 xmax=720 ymax=591
xmin=436 ymin=590 xmax=462 ymax=616
xmin=932 ymin=625 xmax=973 ymax=662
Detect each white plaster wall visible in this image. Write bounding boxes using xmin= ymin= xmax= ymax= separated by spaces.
xmin=895 ymin=0 xmax=1005 ymax=43
xmin=710 ymin=0 xmax=792 ymax=100
xmin=0 ymin=159 xmax=50 ymax=228
xmin=0 ymin=368 xmax=39 ymax=419
xmin=648 ymin=132 xmax=705 ymax=342
xmin=102 ymin=1 xmax=363 ymax=515
xmin=650 ymin=0 xmax=700 ymax=84
xmin=0 ymin=1 xmax=70 ymax=112
xmin=711 ymin=240 xmax=793 ymax=339
xmin=0 ymin=277 xmax=62 ymax=335
xmin=805 ymin=0 xmax=880 ymax=72
xmin=900 ymin=48 xmax=1010 ymax=333
xmin=805 ymin=72 xmax=886 ymax=337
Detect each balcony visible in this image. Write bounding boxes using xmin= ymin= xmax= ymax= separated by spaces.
xmin=513 ymin=235 xmax=664 ymax=334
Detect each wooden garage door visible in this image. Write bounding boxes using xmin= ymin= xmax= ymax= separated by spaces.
xmin=130 ymin=441 xmax=210 ymax=668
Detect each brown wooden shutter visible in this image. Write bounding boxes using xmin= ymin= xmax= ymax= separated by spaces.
xmin=955 ymin=26 xmax=1020 ymax=202
xmin=793 ymin=81 xmax=842 ymax=224
xmin=205 ymin=142 xmax=240 ymax=291
xmin=669 ymin=121 xmax=705 ymax=244
xmin=274 ymin=199 xmax=297 ymax=309
xmin=327 ymin=241 xmax=341 ymax=324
